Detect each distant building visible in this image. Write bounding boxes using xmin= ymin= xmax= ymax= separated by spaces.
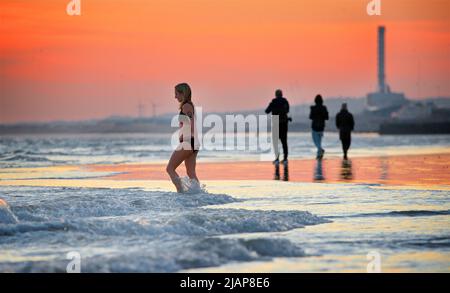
xmin=366 ymin=26 xmax=408 ymax=112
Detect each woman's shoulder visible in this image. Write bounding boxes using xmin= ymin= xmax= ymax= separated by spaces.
xmin=181 ymin=102 xmax=194 ymax=115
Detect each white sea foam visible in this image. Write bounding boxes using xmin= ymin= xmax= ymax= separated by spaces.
xmin=1 ymin=181 xmax=449 ymax=272
xmin=180 ymin=176 xmax=206 ymax=194
xmin=0 ymin=184 xmax=326 ymax=239
xmin=0 ymin=236 xmax=306 ymax=273
xmin=0 ymin=186 xmax=328 ymax=272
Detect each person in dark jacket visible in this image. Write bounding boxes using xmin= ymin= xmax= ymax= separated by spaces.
xmin=335 ymin=103 xmax=355 ymax=160
xmin=309 ymin=94 xmax=329 ymax=159
xmin=265 ymin=89 xmax=291 ymax=165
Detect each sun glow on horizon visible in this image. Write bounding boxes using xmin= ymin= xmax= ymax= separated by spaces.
xmin=1 ymin=0 xmax=449 ymax=123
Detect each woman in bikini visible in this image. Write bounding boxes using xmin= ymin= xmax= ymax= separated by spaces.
xmin=166 ymin=83 xmax=200 ymax=192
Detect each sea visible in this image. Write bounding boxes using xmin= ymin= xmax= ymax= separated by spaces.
xmin=0 ymin=132 xmax=449 ymax=272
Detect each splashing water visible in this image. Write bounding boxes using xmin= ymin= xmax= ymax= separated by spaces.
xmin=180 ymin=176 xmax=207 ymax=194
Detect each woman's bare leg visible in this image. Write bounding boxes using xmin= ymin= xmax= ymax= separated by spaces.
xmin=166 ymin=150 xmax=192 ymax=192
xmin=184 ymin=152 xmax=199 ymax=182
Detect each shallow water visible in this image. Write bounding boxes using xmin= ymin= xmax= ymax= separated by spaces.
xmin=0 ymin=180 xmax=448 ymax=272
xmin=1 ymin=133 xmax=449 ymax=168
xmin=0 ymin=133 xmax=449 ymax=272
xmin=196 ymin=181 xmax=450 ymax=272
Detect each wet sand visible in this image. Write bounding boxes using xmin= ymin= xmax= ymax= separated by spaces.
xmin=0 ymin=153 xmax=448 ymax=189
xmin=86 ymin=153 xmax=450 ymax=187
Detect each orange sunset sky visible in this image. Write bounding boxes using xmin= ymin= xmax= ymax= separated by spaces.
xmin=0 ymin=0 xmax=449 ymax=123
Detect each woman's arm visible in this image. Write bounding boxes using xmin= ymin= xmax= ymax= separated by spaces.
xmin=181 ymin=103 xmax=195 ymax=136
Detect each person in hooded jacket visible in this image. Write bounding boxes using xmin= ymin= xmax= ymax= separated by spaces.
xmin=309 ymin=94 xmax=329 ymax=159
xmin=265 ymin=89 xmax=291 ymax=166
xmin=335 ymin=103 xmax=355 ymax=160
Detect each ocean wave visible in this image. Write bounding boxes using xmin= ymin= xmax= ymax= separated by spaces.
xmin=328 ymin=210 xmax=450 ymax=219
xmin=0 ymin=154 xmax=73 ymax=168
xmin=0 ymin=221 xmax=68 ymax=236
xmin=62 ymin=208 xmax=329 ymax=237
xmin=177 ymin=209 xmax=328 ymax=235
xmin=6 ymin=172 xmax=124 ymax=181
xmin=157 ymin=237 xmax=306 ymax=272
xmin=0 ymin=185 xmax=328 ymax=272
xmin=2 ymin=154 xmax=53 ymax=162
xmin=0 ymin=208 xmax=327 ymax=237
xmin=0 ymin=237 xmax=306 ymax=273
xmin=400 ymin=236 xmax=450 ymax=248
xmin=322 ymin=235 xmax=450 ymax=251
xmin=1 ymin=133 xmax=450 ymax=168
xmin=1 ymin=186 xmax=327 ymax=238
xmin=8 ymin=187 xmax=238 ymax=221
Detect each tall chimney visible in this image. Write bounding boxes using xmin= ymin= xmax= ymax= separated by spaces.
xmin=378 ymin=26 xmax=386 ymax=93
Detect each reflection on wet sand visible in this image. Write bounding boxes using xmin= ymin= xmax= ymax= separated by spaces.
xmin=314 ymin=159 xmax=325 ymax=181
xmin=340 ymin=159 xmax=353 ymax=181
xmin=1 ymin=153 xmax=449 ymax=187
xmin=273 ymin=162 xmax=289 ymax=181
xmin=283 ymin=162 xmax=289 ymax=181
xmin=380 ymin=156 xmax=389 ymax=181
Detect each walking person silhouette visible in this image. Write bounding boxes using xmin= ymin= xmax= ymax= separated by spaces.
xmin=335 ymin=103 xmax=355 ymax=160
xmin=265 ymin=89 xmax=291 ymax=180
xmin=309 ymin=94 xmax=329 ymax=160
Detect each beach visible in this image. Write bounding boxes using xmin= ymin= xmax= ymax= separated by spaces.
xmin=0 ymin=133 xmax=449 ymax=272
xmin=1 ymin=0 xmax=450 ymax=280
xmin=87 ymin=153 xmax=450 ymax=186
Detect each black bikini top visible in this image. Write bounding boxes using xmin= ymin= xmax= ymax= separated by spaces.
xmin=179 ymin=101 xmax=195 ymax=117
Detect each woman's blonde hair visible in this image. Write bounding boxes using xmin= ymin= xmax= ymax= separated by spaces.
xmin=175 ymin=83 xmax=192 ymax=109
